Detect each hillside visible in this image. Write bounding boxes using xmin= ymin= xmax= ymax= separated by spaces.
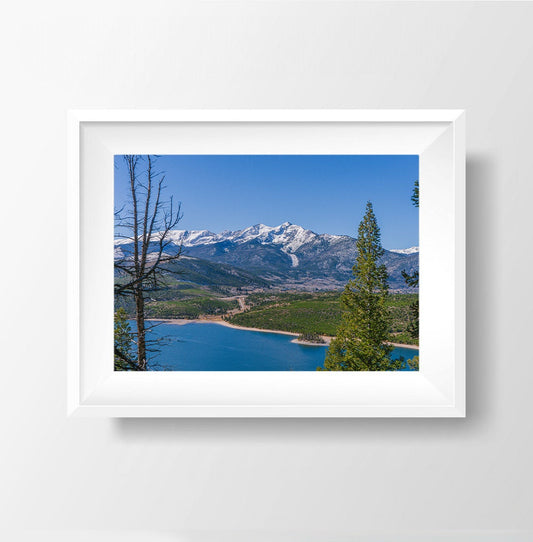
xmin=115 ymin=222 xmax=418 ymax=290
xmin=225 ymin=291 xmax=418 ymax=345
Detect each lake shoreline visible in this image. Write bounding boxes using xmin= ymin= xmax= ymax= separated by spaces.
xmin=290 ymin=337 xmax=330 ymax=347
xmin=386 ymin=342 xmax=419 ymax=350
xmin=149 ymin=317 xmax=327 ymax=345
xmin=148 ymin=318 xmax=418 ymax=350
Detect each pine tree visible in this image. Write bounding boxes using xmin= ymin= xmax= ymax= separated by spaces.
xmin=407 ymin=356 xmax=419 ymax=371
xmin=114 ymin=308 xmax=134 ymax=371
xmin=322 ymin=202 xmax=401 ymax=371
xmin=402 ymin=179 xmax=419 ymax=342
xmin=411 ymin=179 xmax=419 ymax=208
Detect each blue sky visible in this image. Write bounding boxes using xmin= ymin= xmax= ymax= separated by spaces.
xmin=114 ymin=154 xmax=418 ymax=249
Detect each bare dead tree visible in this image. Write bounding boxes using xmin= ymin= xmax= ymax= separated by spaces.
xmin=114 ymin=155 xmax=183 ymax=370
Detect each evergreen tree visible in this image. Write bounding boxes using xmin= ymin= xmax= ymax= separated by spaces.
xmin=411 ymin=179 xmax=419 ymax=207
xmin=401 ymin=270 xmax=419 ymax=339
xmin=323 ymin=202 xmax=401 ymax=371
xmin=114 ymin=308 xmax=135 ymax=371
xmin=407 ymin=355 xmax=419 ymax=371
xmin=402 ymin=179 xmax=419 ymax=342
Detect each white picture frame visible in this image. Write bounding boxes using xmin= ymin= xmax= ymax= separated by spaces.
xmin=67 ymin=109 xmax=465 ymax=418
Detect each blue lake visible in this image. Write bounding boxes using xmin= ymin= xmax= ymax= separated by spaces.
xmin=142 ymin=321 xmax=419 ymax=371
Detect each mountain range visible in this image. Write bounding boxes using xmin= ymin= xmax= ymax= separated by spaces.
xmin=115 ymin=222 xmax=419 ymax=291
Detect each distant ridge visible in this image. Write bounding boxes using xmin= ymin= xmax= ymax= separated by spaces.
xmin=389 ymin=246 xmax=419 ymax=255
xmin=116 ymin=222 xmax=341 ymax=252
xmin=115 ymin=222 xmax=419 ymax=290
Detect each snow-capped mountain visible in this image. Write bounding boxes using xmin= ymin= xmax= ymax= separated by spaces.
xmin=389 ymin=246 xmax=419 ymax=255
xmin=115 ymin=222 xmax=419 ymax=290
xmin=138 ymin=222 xmax=334 ymax=255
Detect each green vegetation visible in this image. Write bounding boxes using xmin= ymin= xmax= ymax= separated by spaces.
xmin=324 ymin=201 xmax=400 ymax=371
xmin=226 ymin=291 xmax=417 ymax=345
xmin=163 ymin=257 xmax=270 ymax=291
xmin=297 ymin=332 xmax=326 ymax=344
xmin=391 ymin=331 xmax=416 ymax=345
xmin=116 ymin=279 xmax=240 ymax=320
xmin=401 ymin=179 xmax=420 ymax=341
xmin=387 ymin=294 xmax=420 ymax=344
xmin=147 ymin=297 xmax=239 ymax=319
xmin=116 ymin=248 xmax=418 ymax=347
xmin=116 ymin=273 xmax=417 ymax=344
xmin=412 ymin=179 xmax=419 ymax=207
xmin=114 ymin=308 xmax=134 ymax=371
xmin=227 ymin=291 xmax=342 ymax=335
xmin=407 ymin=355 xmax=419 ymax=371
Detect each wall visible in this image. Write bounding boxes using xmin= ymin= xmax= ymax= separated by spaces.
xmin=1 ymin=2 xmax=532 ymax=540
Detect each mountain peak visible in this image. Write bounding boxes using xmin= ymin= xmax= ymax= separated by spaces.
xmin=119 ymin=222 xmax=339 ymax=253
xmin=115 ymin=223 xmax=419 ymax=290
xmin=389 ymin=246 xmax=419 ymax=255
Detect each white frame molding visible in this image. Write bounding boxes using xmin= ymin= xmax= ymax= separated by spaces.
xmin=67 ymin=110 xmax=465 ymax=417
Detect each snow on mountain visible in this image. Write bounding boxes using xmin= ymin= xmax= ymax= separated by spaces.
xmin=114 ymin=222 xmax=419 ymax=289
xmin=273 ymin=223 xmax=318 ymax=253
xmin=218 ymin=222 xmax=322 ymax=252
xmin=115 ymin=223 xmax=416 ymax=262
xmin=165 ymin=229 xmax=219 ymax=247
xmin=389 ymin=246 xmax=419 ymax=255
xmin=283 ymin=251 xmax=299 ymax=268
xmin=121 ymin=222 xmax=341 ymax=254
xmin=114 ymin=229 xmax=220 ymax=248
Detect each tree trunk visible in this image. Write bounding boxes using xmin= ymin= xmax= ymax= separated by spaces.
xmin=134 ymin=286 xmax=147 ymax=370
xmin=115 ymin=155 xmax=183 ymax=370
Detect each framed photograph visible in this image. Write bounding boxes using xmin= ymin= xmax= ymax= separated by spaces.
xmin=67 ymin=110 xmax=465 ymax=417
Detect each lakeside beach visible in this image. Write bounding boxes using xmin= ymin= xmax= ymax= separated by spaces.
xmin=148 ymin=317 xmax=418 ymax=349
xmin=148 ymin=317 xmax=329 ymax=345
